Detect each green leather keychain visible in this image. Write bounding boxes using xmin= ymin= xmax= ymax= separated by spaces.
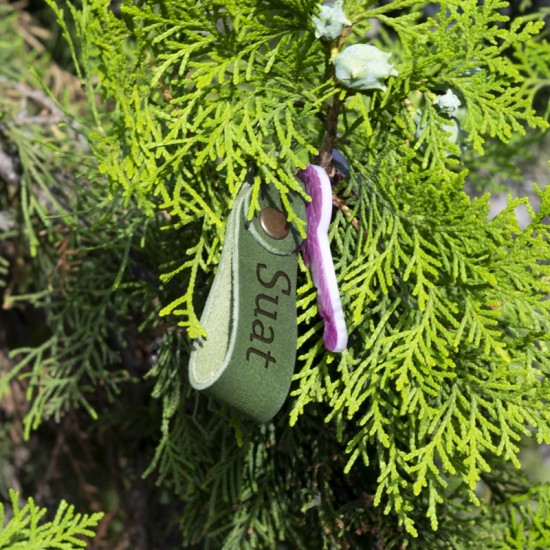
xmin=189 ymin=176 xmax=306 ymax=422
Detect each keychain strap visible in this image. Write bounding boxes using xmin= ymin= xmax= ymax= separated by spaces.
xmin=189 ymin=177 xmax=306 ymax=422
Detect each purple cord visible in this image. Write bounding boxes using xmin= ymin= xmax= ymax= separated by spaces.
xmin=298 ymin=165 xmax=348 ymax=353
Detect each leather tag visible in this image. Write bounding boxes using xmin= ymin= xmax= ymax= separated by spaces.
xmin=189 ymin=177 xmax=306 ymax=422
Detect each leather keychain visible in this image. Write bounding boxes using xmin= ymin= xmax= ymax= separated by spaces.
xmin=188 ymin=175 xmax=307 ymax=422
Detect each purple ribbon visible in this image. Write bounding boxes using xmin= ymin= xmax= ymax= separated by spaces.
xmin=298 ymin=165 xmax=348 ymax=352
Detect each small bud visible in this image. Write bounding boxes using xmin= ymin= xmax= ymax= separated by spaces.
xmin=312 ymin=1 xmax=351 ymax=41
xmin=334 ymin=44 xmax=398 ymax=92
xmin=433 ymin=89 xmax=461 ymax=116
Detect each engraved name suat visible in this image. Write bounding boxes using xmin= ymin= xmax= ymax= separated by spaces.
xmin=246 ymin=262 xmax=291 ymax=369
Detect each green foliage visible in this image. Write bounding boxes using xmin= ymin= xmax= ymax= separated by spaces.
xmin=0 ymin=4 xmax=72 ymax=258
xmin=0 ymin=489 xmax=103 ymax=549
xmin=0 ymin=257 xmax=7 ymax=289
xmin=2 ymin=0 xmax=550 ymax=548
xmin=1 ymin=0 xmax=142 ymax=436
xmin=53 ymin=0 xmax=550 ymax=332
xmin=504 ymin=486 xmax=550 ymax=548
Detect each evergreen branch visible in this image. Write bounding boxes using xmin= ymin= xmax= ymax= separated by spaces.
xmin=0 ymin=489 xmax=103 ymax=549
xmin=5 ymin=0 xmax=550 ymax=546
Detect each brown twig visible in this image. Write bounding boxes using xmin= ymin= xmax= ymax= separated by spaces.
xmin=319 ymin=92 xmax=343 ymax=173
xmin=317 ymin=26 xmax=363 ymax=232
xmin=318 ymin=25 xmax=352 ymax=174
xmin=332 ymin=194 xmax=360 ymax=231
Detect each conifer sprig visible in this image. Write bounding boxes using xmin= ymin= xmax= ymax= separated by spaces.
xmin=0 ymin=489 xmax=103 ymax=549
xmin=54 ymin=0 xmax=549 ymax=538
xmin=4 ymin=0 xmax=550 ymax=546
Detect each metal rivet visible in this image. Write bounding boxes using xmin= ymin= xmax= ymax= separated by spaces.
xmin=259 ymin=207 xmax=289 ymax=240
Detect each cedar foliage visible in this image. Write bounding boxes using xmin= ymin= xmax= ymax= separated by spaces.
xmin=0 ymin=489 xmax=103 ymax=549
xmin=1 ymin=0 xmax=550 ymax=548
